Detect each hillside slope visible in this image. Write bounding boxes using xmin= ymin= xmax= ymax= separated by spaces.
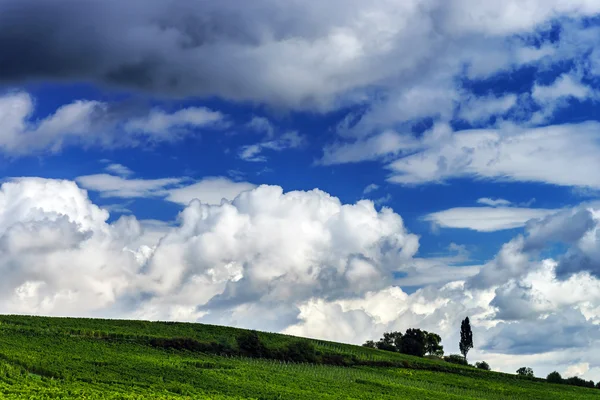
xmin=0 ymin=315 xmax=598 ymax=399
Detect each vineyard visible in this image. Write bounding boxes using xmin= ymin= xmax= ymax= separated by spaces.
xmin=0 ymin=315 xmax=599 ymax=399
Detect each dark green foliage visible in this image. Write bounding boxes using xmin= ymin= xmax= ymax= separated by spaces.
xmin=376 ymin=331 xmax=402 ymax=352
xmin=285 ymin=340 xmax=317 ymax=363
xmin=236 ymin=331 xmax=269 ymax=358
xmin=1 ymin=315 xmax=599 ymax=399
xmin=424 ymin=332 xmax=444 ymax=357
xmin=563 ymin=376 xmax=595 ymax=388
xmin=400 ymin=329 xmax=427 ymax=357
xmin=476 ymin=361 xmax=491 ymax=371
xmin=517 ymin=367 xmax=534 ymax=378
xmin=444 ymin=354 xmax=469 ymax=366
xmin=370 ymin=329 xmax=443 ymax=358
xmin=547 ymin=371 xmax=562 ymax=383
xmin=459 ymin=317 xmax=473 ymax=362
xmin=362 ymin=340 xmax=376 ymax=348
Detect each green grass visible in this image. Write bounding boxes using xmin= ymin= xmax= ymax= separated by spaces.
xmin=0 ymin=315 xmax=599 ymax=399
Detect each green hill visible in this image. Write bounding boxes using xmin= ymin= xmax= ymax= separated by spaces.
xmin=0 ymin=314 xmax=598 ymax=399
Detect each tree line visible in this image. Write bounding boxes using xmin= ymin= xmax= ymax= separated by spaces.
xmin=362 ymin=317 xmax=474 ymax=365
xmin=363 ymin=316 xmax=600 ymax=390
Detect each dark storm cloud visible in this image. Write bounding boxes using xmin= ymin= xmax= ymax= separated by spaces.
xmin=0 ymin=0 xmax=245 ymax=92
xmin=0 ymin=0 xmax=371 ymax=107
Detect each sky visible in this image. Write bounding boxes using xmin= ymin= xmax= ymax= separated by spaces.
xmin=3 ymin=0 xmax=600 ymax=380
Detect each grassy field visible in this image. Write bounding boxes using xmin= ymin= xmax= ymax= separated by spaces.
xmin=1 ymin=315 xmax=599 ymax=399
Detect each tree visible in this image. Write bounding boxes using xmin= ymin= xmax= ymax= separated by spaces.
xmin=459 ymin=317 xmax=473 ymax=362
xmin=376 ymin=331 xmax=402 ymax=352
xmin=424 ymin=332 xmax=444 ymax=356
xmin=546 ymin=371 xmax=562 ymax=384
xmin=362 ymin=340 xmax=376 ymax=348
xmin=475 ymin=361 xmax=490 ymax=371
xmin=400 ymin=328 xmax=426 ymax=357
xmin=516 ymin=367 xmax=534 ymax=378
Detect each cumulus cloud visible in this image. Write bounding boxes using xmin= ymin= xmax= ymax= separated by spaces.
xmin=0 ymin=92 xmax=225 ymax=155
xmin=6 ymin=176 xmax=600 ymax=378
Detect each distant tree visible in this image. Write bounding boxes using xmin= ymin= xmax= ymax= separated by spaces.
xmin=516 ymin=367 xmax=534 ymax=378
xmin=376 ymin=331 xmax=402 ymax=352
xmin=475 ymin=361 xmax=490 ymax=371
xmin=400 ymin=328 xmax=427 ymax=357
xmin=362 ymin=340 xmax=376 ymax=349
xmin=595 ymin=381 xmax=600 ymax=389
xmin=546 ymin=371 xmax=563 ymax=384
xmin=424 ymin=332 xmax=444 ymax=357
xmin=564 ymin=376 xmax=595 ymax=388
xmin=459 ymin=317 xmax=473 ymax=362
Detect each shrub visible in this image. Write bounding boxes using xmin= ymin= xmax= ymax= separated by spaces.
xmin=475 ymin=361 xmax=490 ymax=371
xmin=285 ymin=340 xmax=317 ymax=363
xmin=236 ymin=332 xmax=269 ymax=358
xmin=546 ymin=371 xmax=562 ymax=384
xmin=443 ymin=354 xmax=468 ymax=366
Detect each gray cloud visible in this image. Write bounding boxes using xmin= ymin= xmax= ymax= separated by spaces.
xmin=3 ymin=0 xmax=599 ymax=113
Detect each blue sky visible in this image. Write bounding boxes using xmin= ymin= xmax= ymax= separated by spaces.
xmin=4 ymin=0 xmax=600 ymax=380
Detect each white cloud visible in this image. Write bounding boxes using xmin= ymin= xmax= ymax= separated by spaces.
xmin=529 ymin=73 xmax=593 ymax=124
xmin=76 ymin=174 xmax=255 ymax=206
xmin=247 ymin=116 xmax=275 ymax=138
xmin=104 ymin=163 xmax=134 ymax=177
xmin=320 ymin=130 xmax=420 ymax=165
xmin=6 ymin=177 xmax=600 ymax=378
xmin=239 ymin=131 xmax=306 ymax=162
xmin=532 ymin=73 xmax=591 ymax=104
xmin=0 ymin=92 xmax=226 ymax=155
xmin=564 ymin=362 xmax=590 ymax=377
xmin=75 ymin=174 xmax=185 ymax=199
xmin=425 ymin=207 xmax=558 ymax=232
xmin=477 ymin=198 xmax=512 ymax=207
xmin=363 ymin=184 xmax=379 ymax=194
xmin=165 ymin=177 xmax=256 ymax=206
xmin=458 ymin=93 xmax=518 ymax=124
xmin=124 ymin=107 xmax=225 ymax=140
xmin=387 ymin=122 xmax=600 ymax=188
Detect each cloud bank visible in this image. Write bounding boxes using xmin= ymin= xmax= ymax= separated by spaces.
xmin=3 ymin=177 xmax=600 ymax=379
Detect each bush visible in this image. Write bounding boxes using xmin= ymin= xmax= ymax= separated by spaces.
xmin=443 ymin=354 xmax=468 ymax=366
xmin=475 ymin=361 xmax=490 ymax=371
xmin=285 ymin=340 xmax=317 ymax=363
xmin=236 ymin=332 xmax=269 ymax=358
xmin=546 ymin=371 xmax=562 ymax=384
